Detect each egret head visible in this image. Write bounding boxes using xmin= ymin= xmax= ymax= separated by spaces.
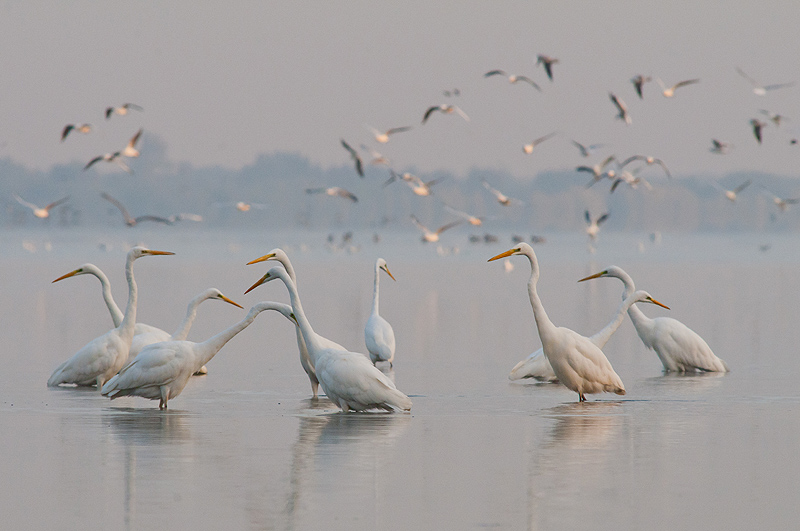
xmin=632 ymin=290 xmax=670 ymax=310
xmin=244 ymin=266 xmax=288 ymax=294
xmin=129 ymin=246 xmax=175 ymax=259
xmin=204 ymin=288 xmax=244 ymax=309
xmin=52 ymin=264 xmax=97 ymax=283
xmin=247 ymin=248 xmax=288 ymax=266
xmin=377 ymin=258 xmax=396 ymax=281
xmin=488 ymin=243 xmax=533 ymax=262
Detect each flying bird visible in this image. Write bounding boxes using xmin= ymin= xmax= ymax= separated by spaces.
xmin=712 ymin=180 xmax=751 ymax=202
xmin=482 ymin=180 xmax=524 ymax=206
xmin=657 ymin=78 xmax=700 ymax=98
xmin=101 ymin=192 xmax=201 ymax=226
xmin=340 ymin=139 xmax=364 ymax=177
xmin=359 ymin=145 xmax=391 ymax=166
xmin=759 ymin=109 xmax=787 ymax=126
xmin=366 ymin=125 xmax=412 ymax=144
xmin=443 ymin=204 xmax=490 ymax=226
xmin=305 ymin=187 xmax=358 ymax=202
xmin=576 ymin=155 xmax=617 ymax=186
xmin=410 ymin=215 xmax=462 ymax=243
xmin=13 ymin=193 xmax=69 ymax=219
xmin=709 ymin=139 xmax=732 ymax=154
xmin=609 ymin=92 xmax=631 ymax=125
xmin=105 ymin=103 xmax=143 ymax=119
xmin=620 ymin=155 xmax=671 ymax=178
xmin=630 ymin=75 xmax=652 ymax=99
xmin=484 ymin=70 xmax=541 ymax=91
xmin=121 ymin=128 xmax=143 ymax=157
xmin=735 ymin=67 xmax=795 ymax=96
xmin=750 ymin=119 xmax=766 ymax=144
xmin=422 ymin=104 xmax=470 ymax=124
xmin=522 ymin=132 xmax=557 ymax=154
xmin=384 ymin=170 xmax=443 ymax=196
xmin=61 ymin=123 xmax=91 ymax=142
xmin=585 ymin=210 xmax=609 ymax=241
xmin=760 ymin=187 xmax=800 ymax=212
xmin=536 ymin=55 xmax=558 ymax=81
xmin=610 ymin=171 xmax=652 ymax=193
xmin=571 ymin=140 xmax=605 ymax=158
xmin=84 ymin=151 xmax=132 ymax=173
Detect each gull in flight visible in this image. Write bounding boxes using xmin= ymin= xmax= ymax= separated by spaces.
xmin=620 ymin=155 xmax=671 ymax=178
xmin=536 ymin=55 xmax=558 ymax=81
xmin=585 ymin=210 xmax=609 ymax=241
xmin=305 ymin=187 xmax=358 ymax=202
xmin=609 ymin=92 xmax=631 ymax=125
xmin=484 ymin=70 xmax=541 ymax=91
xmin=410 ymin=215 xmax=462 ymax=243
xmin=482 ymin=180 xmax=524 ymax=206
xmin=61 ymin=123 xmax=91 ymax=142
xmin=105 ymin=103 xmax=143 ymax=119
xmin=101 ymin=192 xmax=201 ymax=226
xmin=84 ymin=151 xmax=132 ymax=173
xmin=340 ymin=139 xmax=364 ymax=177
xmin=576 ymin=155 xmax=617 ymax=186
xmin=359 ymin=144 xmax=391 ymax=166
xmin=610 ymin=171 xmax=652 ymax=193
xmin=443 ymin=88 xmax=460 ymax=97
xmin=422 ymin=104 xmax=470 ymax=124
xmin=443 ymin=203 xmax=491 ymax=226
xmin=213 ymin=201 xmax=268 ymax=212
xmin=750 ymin=119 xmax=767 ymax=144
xmin=366 ymin=125 xmax=412 ymax=144
xmin=522 ymin=132 xmax=557 ymax=154
xmin=760 ymin=187 xmax=800 ymax=212
xmin=735 ymin=67 xmax=795 ymax=96
xmin=13 ymin=193 xmax=69 ymax=219
xmin=657 ymin=78 xmax=700 ymax=98
xmin=630 ymin=75 xmax=652 ymax=99
xmin=571 ymin=140 xmax=605 ymax=158
xmin=121 ymin=128 xmax=143 ymax=158
xmin=709 ymin=139 xmax=733 ymax=154
xmin=385 ymin=170 xmax=442 ymax=196
xmin=712 ymin=180 xmax=751 ymax=202
xmin=759 ymin=109 xmax=787 ymax=127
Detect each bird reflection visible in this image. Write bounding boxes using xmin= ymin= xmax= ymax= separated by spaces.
xmin=104 ymin=408 xmax=193 ymax=445
xmin=544 ymin=401 xmax=624 ymax=449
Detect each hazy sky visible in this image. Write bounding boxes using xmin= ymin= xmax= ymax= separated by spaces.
xmin=1 ymin=2 xmax=798 ymax=179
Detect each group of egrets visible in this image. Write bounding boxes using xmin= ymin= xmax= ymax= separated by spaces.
xmin=48 ymin=247 xmax=408 ymax=411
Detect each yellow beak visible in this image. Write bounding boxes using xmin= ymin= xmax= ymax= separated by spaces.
xmin=488 ymin=248 xmax=516 ymax=262
xmin=246 ymin=253 xmax=275 ymax=266
xmin=220 ymin=295 xmax=244 ymax=309
xmin=383 ymin=266 xmax=396 ymax=281
xmin=52 ymin=269 xmax=80 ymax=283
xmin=648 ymin=297 xmax=670 ymax=310
xmin=244 ymin=274 xmax=268 ymax=295
xmin=145 ymin=250 xmax=175 ymax=256
xmin=578 ymin=271 xmax=606 ymax=282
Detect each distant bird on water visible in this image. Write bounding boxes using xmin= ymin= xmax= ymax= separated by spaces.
xmin=630 ymin=75 xmax=652 ymax=99
xmin=340 ymin=139 xmax=364 ymax=177
xmin=105 ymin=103 xmax=143 ymax=119
xmin=484 ymin=70 xmax=541 ymax=91
xmin=536 ymin=55 xmax=558 ymax=81
xmin=657 ymin=78 xmax=700 ymax=98
xmin=13 ymin=193 xmax=69 ymax=219
xmin=61 ymin=123 xmax=92 ymax=142
xmin=410 ymin=215 xmax=462 ymax=243
xmin=305 ymin=187 xmax=358 ymax=202
xmin=366 ymin=125 xmax=412 ymax=144
xmin=422 ymin=104 xmax=470 ymax=124
xmin=522 ymin=132 xmax=557 ymax=154
xmin=735 ymin=67 xmax=795 ymax=96
xmin=609 ymin=92 xmax=631 ymax=125
xmin=482 ymin=180 xmax=524 ymax=206
xmin=620 ymin=155 xmax=671 ymax=178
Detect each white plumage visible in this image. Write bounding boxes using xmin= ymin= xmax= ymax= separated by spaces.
xmin=364 ymin=258 xmax=396 ymax=366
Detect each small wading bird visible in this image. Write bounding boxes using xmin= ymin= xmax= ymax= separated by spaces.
xmin=305 ymin=187 xmax=358 ymax=202
xmin=245 ymin=267 xmax=412 ymax=412
xmin=522 ymin=132 xmax=557 ymax=154
xmin=585 ymin=210 xmax=609 ymax=241
xmin=712 ymin=180 xmax=751 ymax=202
xmin=609 ymin=92 xmax=631 ymax=125
xmin=102 ymin=302 xmax=296 ymax=409
xmin=365 ymin=258 xmax=397 ymax=367
xmin=61 ymin=123 xmax=91 ymax=142
xmin=482 ymin=180 xmax=524 ymax=206
xmin=630 ymin=75 xmax=652 ymax=99
xmin=509 ymin=289 xmax=670 ymax=382
xmin=571 ymin=140 xmax=605 ymax=158
xmin=735 ymin=67 xmax=795 ymax=96
xmin=84 ymin=151 xmax=132 ymax=173
xmin=340 ymin=139 xmax=364 ymax=177
xmin=422 ymin=104 xmax=470 ymax=124
xmin=13 ymin=193 xmax=69 ymax=219
xmin=101 ymin=192 xmax=202 ymax=226
xmin=366 ymin=125 xmax=412 ymax=144
xmin=750 ymin=119 xmax=767 ymax=144
xmin=121 ymin=128 xmax=143 ymax=158
xmin=489 ymin=244 xmax=626 ymax=402
xmin=709 ymin=139 xmax=732 ymax=154
xmin=410 ymin=215 xmax=462 ymax=243
xmin=579 ymin=267 xmax=729 ymax=372
xmin=657 ymin=78 xmax=700 ymax=98
xmin=484 ymin=70 xmax=541 ymax=91
xmin=536 ymin=54 xmax=558 ymax=81
xmin=105 ymin=103 xmax=143 ymax=119
xmin=247 ymin=248 xmax=347 ymax=398
xmin=47 ymin=247 xmax=174 ymax=388
xmin=620 ymin=155 xmax=671 ymax=178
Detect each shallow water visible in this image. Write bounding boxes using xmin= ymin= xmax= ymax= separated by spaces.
xmin=1 ymin=228 xmax=799 ymax=530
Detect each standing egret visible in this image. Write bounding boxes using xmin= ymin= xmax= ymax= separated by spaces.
xmin=579 ymin=266 xmax=729 ymax=372
xmin=246 ymin=248 xmax=346 ymax=398
xmin=102 ymin=302 xmax=295 ymax=409
xmin=489 ymin=244 xmax=626 ymax=401
xmin=365 ymin=258 xmax=396 ymax=366
xmin=509 ymin=289 xmax=669 ymax=382
xmin=245 ymin=267 xmax=412 ymax=412
xmin=47 ymin=247 xmax=174 ymax=388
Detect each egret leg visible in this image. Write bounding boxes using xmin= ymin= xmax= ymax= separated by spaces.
xmin=310 ymin=380 xmax=319 ymax=399
xmin=579 ymin=393 xmax=586 ymax=402
xmin=159 ymin=388 xmax=169 ymax=410
xmin=96 ymin=375 xmax=104 ymax=389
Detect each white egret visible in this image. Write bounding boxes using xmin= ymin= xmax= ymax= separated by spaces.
xmin=13 ymin=193 xmax=69 ymax=219
xmin=102 ymin=302 xmax=295 ymax=409
xmin=510 ymin=289 xmax=669 ymax=382
xmin=579 ymin=266 xmax=729 ymax=372
xmin=365 ymin=258 xmax=396 ymax=366
xmin=247 ymin=249 xmax=344 ymax=398
xmin=489 ymin=243 xmax=626 ymax=402
xmin=47 ymin=247 xmax=174 ymax=388
xmin=246 ymin=267 xmax=412 ymax=412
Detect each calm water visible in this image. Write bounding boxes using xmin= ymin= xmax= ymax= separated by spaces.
xmin=1 ymin=228 xmax=799 ymax=530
